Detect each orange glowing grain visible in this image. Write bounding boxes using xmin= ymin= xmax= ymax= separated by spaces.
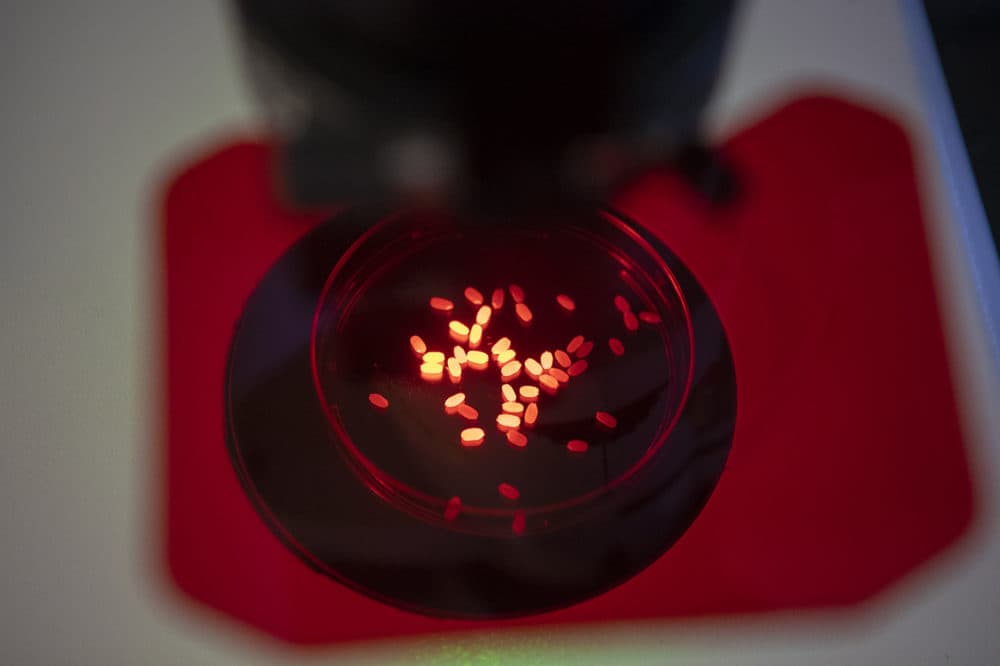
xmin=500 ymin=360 xmax=523 ymax=380
xmin=422 ymin=351 xmax=445 ymax=364
xmin=464 ymin=286 xmax=484 ymax=305
xmin=506 ymin=430 xmax=528 ymax=448
xmin=502 ymin=401 xmax=525 ymax=415
xmin=429 ymin=296 xmax=454 ymax=312
xmin=420 ymin=362 xmax=444 ymax=381
xmin=512 ymin=511 xmax=526 ymax=535
xmin=515 ymin=302 xmax=533 ymax=324
xmin=609 ymin=338 xmax=625 ymax=356
xmin=444 ymin=496 xmax=462 ymax=520
xmin=368 ymin=393 xmax=389 ymax=409
xmin=575 ymin=340 xmax=594 ymax=358
xmin=639 ymin=311 xmax=661 ymax=324
xmin=467 ymin=350 xmax=490 ymax=370
xmin=496 ymin=349 xmax=516 ymax=365
xmin=556 ymin=294 xmax=576 ymax=311
xmin=444 ymin=392 xmax=466 ymax=414
xmin=410 ymin=335 xmax=427 ymax=355
xmin=524 ymin=358 xmax=543 ymax=379
xmin=490 ymin=336 xmax=511 ymax=357
xmin=498 ymin=482 xmax=520 ymax=500
xmin=476 ymin=305 xmax=492 ymax=327
xmin=614 ymin=294 xmax=630 ymax=312
xmin=509 ymin=283 xmax=525 ymax=303
xmin=460 ymin=427 xmax=486 ymax=446
xmin=567 ymin=439 xmax=589 ymax=453
xmin=469 ymin=323 xmax=483 ymax=348
xmin=524 ymin=402 xmax=538 ymax=426
xmin=449 ymin=321 xmax=470 ymax=342
xmin=496 ymin=413 xmax=521 ymax=432
xmin=491 ymin=288 xmax=505 ymax=309
xmin=539 ymin=374 xmax=559 ymax=394
xmin=549 ymin=367 xmax=570 ymax=384
xmin=457 ymin=404 xmax=479 ymax=420
xmin=566 ymin=335 xmax=584 ymax=354
xmin=596 ymin=411 xmax=618 ymax=428
xmin=518 ymin=385 xmax=539 ymax=402
xmin=554 ymin=349 xmax=572 ymax=368
xmin=453 ymin=345 xmax=468 ymax=366
xmin=623 ymin=310 xmax=639 ymax=332
xmin=540 ymin=351 xmax=553 ymax=370
xmin=567 ymin=360 xmax=588 ymax=377
xmin=447 ymin=357 xmax=462 ymax=383
xmin=501 ymin=384 xmax=517 ymax=402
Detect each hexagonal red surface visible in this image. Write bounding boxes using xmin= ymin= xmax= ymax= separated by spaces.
xmin=159 ymin=96 xmax=974 ymax=645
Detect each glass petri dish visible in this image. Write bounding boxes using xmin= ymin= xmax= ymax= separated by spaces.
xmin=310 ymin=208 xmax=694 ymax=536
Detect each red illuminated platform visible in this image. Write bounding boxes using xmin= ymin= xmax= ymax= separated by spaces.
xmin=160 ymin=95 xmax=975 ymax=644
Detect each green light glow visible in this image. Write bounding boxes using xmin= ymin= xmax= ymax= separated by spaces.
xmin=414 ymin=634 xmax=574 ymax=666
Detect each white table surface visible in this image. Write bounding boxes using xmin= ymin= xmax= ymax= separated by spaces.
xmin=2 ymin=1 xmax=998 ymax=664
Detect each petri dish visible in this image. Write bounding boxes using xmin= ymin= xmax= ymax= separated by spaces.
xmin=310 ymin=208 xmax=694 ymax=536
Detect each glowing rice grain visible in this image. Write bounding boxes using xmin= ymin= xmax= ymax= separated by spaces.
xmin=491 ymin=336 xmax=511 ymax=357
xmin=410 ymin=335 xmax=427 ymax=355
xmin=566 ymin=439 xmax=589 ymax=453
xmin=524 ymin=358 xmax=543 ymax=379
xmin=467 ymin=350 xmax=489 ymax=370
xmin=512 ymin=511 xmax=526 ymax=535
xmin=506 ymin=430 xmax=528 ymax=448
xmin=444 ymin=392 xmax=466 ymax=414
xmin=457 ymin=404 xmax=479 ymax=420
xmin=540 ymin=351 xmax=553 ymax=370
xmin=500 ymin=360 xmax=522 ymax=380
xmin=554 ymin=349 xmax=571 ymax=368
xmin=609 ymin=338 xmax=625 ymax=356
xmin=614 ymin=294 xmax=630 ymax=312
xmin=429 ymin=297 xmax=454 ymax=312
xmin=518 ymin=385 xmax=539 ymax=402
xmin=496 ymin=349 xmax=516 ymax=365
xmin=447 ymin=357 xmax=462 ymax=383
xmin=496 ymin=413 xmax=521 ymax=432
xmin=575 ymin=340 xmax=594 ymax=358
xmin=539 ymin=374 xmax=559 ymax=394
xmin=491 ymin=288 xmax=505 ymax=309
xmin=469 ymin=323 xmax=483 ymax=348
xmin=498 ymin=482 xmax=520 ymax=500
xmin=623 ymin=310 xmax=639 ymax=332
xmin=556 ymin=294 xmax=576 ymax=311
xmin=368 ymin=393 xmax=389 ymax=409
xmin=596 ymin=411 xmax=618 ymax=429
xmin=476 ymin=305 xmax=492 ymax=327
xmin=639 ymin=311 xmax=661 ymax=324
xmin=509 ymin=283 xmax=525 ymax=303
xmin=422 ymin=351 xmax=445 ymax=364
xmin=567 ymin=360 xmax=588 ymax=377
xmin=515 ymin=302 xmax=533 ymax=324
xmin=464 ymin=286 xmax=484 ymax=305
xmin=444 ymin=496 xmax=461 ymax=521
xmin=449 ymin=321 xmax=470 ymax=343
xmin=524 ymin=402 xmax=538 ymax=426
xmin=566 ymin=335 xmax=584 ymax=354
xmin=501 ymin=384 xmax=517 ymax=402
xmin=549 ymin=367 xmax=570 ymax=384
xmin=454 ymin=345 xmax=468 ymax=366
xmin=460 ymin=427 xmax=485 ymax=447
xmin=502 ymin=401 xmax=525 ymax=415
xmin=420 ymin=362 xmax=444 ymax=381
